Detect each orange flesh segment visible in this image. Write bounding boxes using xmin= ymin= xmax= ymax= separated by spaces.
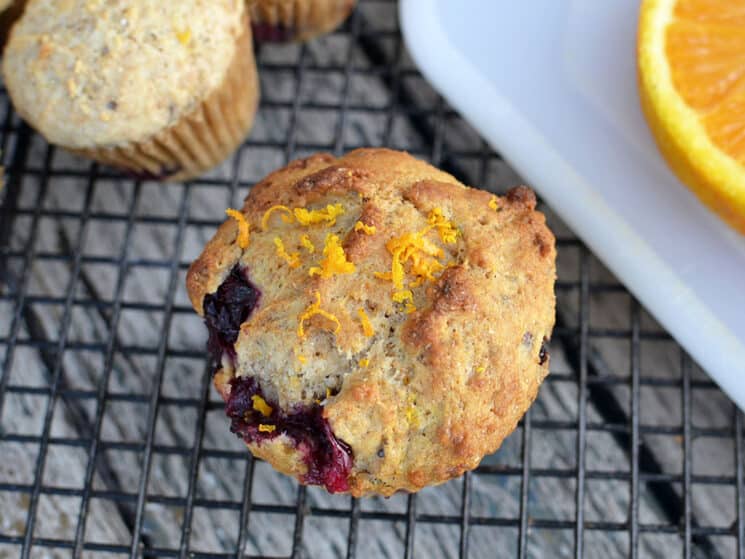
xmin=666 ymin=0 xmax=745 ymax=163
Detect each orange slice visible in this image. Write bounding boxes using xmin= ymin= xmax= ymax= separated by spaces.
xmin=638 ymin=0 xmax=745 ymax=234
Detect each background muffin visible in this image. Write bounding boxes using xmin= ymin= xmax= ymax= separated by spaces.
xmin=187 ymin=148 xmax=556 ymax=496
xmin=249 ymin=0 xmax=356 ymax=42
xmin=0 ymin=0 xmax=26 ymax=51
xmin=3 ymin=0 xmax=258 ymax=181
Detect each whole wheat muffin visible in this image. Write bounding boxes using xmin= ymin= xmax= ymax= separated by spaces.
xmin=3 ymin=0 xmax=258 ymax=181
xmin=187 ymin=148 xmax=556 ymax=496
xmin=249 ymin=0 xmax=355 ymax=42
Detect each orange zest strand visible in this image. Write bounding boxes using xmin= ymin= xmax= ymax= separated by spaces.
xmin=274 ymin=237 xmax=301 ymax=269
xmin=357 ymin=307 xmax=374 ymax=337
xmin=309 ymin=234 xmax=356 ymax=278
xmin=261 ymin=205 xmax=294 ymax=230
xmin=297 ymin=291 xmax=342 ymax=338
xmin=225 ymin=209 xmax=250 ymax=249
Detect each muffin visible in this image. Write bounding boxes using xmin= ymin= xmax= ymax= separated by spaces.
xmin=249 ymin=0 xmax=355 ymax=42
xmin=187 ymin=148 xmax=556 ymax=496
xmin=0 ymin=0 xmax=26 ymax=50
xmin=3 ymin=0 xmax=258 ymax=182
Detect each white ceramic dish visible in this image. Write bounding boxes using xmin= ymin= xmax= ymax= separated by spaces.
xmin=401 ymin=0 xmax=745 ymax=409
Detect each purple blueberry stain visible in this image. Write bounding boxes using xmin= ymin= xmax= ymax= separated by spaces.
xmin=202 ymin=265 xmax=261 ymax=365
xmin=225 ymin=376 xmax=353 ymax=493
xmin=539 ymin=337 xmax=549 ymax=366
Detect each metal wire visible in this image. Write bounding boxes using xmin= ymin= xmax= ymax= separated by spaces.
xmin=0 ymin=1 xmax=743 ymax=557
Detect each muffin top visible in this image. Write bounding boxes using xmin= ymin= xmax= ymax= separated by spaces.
xmin=3 ymin=0 xmax=245 ymax=148
xmin=187 ymin=148 xmax=556 ymax=496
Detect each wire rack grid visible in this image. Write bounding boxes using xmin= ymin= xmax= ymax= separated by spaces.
xmin=0 ymin=1 xmax=743 ymax=558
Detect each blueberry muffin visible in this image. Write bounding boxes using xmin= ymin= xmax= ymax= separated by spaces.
xmin=249 ymin=0 xmax=355 ymax=42
xmin=3 ymin=0 xmax=258 ymax=181
xmin=187 ymin=148 xmax=556 ymax=496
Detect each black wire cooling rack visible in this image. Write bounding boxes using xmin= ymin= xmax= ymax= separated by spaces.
xmin=0 ymin=1 xmax=743 ymax=558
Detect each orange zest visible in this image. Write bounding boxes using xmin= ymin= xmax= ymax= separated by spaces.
xmin=357 ymin=307 xmax=374 ymax=337
xmin=251 ymin=394 xmax=273 ymax=417
xmin=638 ymin=0 xmax=745 ymax=233
xmin=225 ymin=209 xmax=250 ymax=249
xmin=274 ymin=237 xmax=301 ymax=269
xmin=309 ymin=234 xmax=356 ymax=278
xmin=297 ymin=291 xmax=341 ymax=338
xmin=261 ymin=205 xmax=294 ymax=230
xmin=293 ymin=203 xmax=345 ymax=226
xmin=300 ymin=234 xmax=315 ymax=253
xmin=354 ymin=221 xmax=377 ymax=235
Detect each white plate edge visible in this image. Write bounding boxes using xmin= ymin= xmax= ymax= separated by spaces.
xmin=400 ymin=0 xmax=745 ymax=409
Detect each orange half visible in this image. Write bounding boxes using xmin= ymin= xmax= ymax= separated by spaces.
xmin=638 ymin=0 xmax=745 ymax=234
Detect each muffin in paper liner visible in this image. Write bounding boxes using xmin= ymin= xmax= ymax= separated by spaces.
xmin=249 ymin=0 xmax=356 ymax=42
xmin=3 ymin=0 xmax=258 ymax=182
xmin=75 ymin=23 xmax=259 ymax=182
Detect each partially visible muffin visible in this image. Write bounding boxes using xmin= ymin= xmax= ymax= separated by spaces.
xmin=0 ymin=0 xmax=26 ymax=50
xmin=3 ymin=0 xmax=258 ymax=181
xmin=187 ymin=148 xmax=556 ymax=496
xmin=249 ymin=0 xmax=355 ymax=42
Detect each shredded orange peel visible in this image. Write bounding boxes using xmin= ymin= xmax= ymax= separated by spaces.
xmin=274 ymin=237 xmax=301 ymax=269
xmin=300 ymin=234 xmax=315 ymax=253
xmin=488 ymin=196 xmax=499 ymax=211
xmin=294 ymin=203 xmax=345 ymax=226
xmin=427 ymin=208 xmax=458 ymax=244
xmin=225 ymin=209 xmax=250 ymax=249
xmin=298 ymin=291 xmax=341 ymax=338
xmin=357 ymin=308 xmax=374 ymax=337
xmin=261 ymin=205 xmax=294 ymax=230
xmin=258 ymin=424 xmax=276 ymax=433
xmin=309 ymin=234 xmax=355 ymax=278
xmin=251 ymin=395 xmax=273 ymax=417
xmin=354 ymin=221 xmax=377 ymax=235
xmin=359 ymin=358 xmax=370 ymax=368
xmin=374 ymin=208 xmax=459 ymax=311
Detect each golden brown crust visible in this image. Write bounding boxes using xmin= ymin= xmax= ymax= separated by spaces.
xmin=187 ymin=148 xmax=556 ymax=496
xmin=249 ymin=0 xmax=356 ymax=42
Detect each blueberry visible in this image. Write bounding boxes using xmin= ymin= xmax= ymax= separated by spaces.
xmin=202 ymin=266 xmax=261 ymax=364
xmin=225 ymin=376 xmax=353 ymax=493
